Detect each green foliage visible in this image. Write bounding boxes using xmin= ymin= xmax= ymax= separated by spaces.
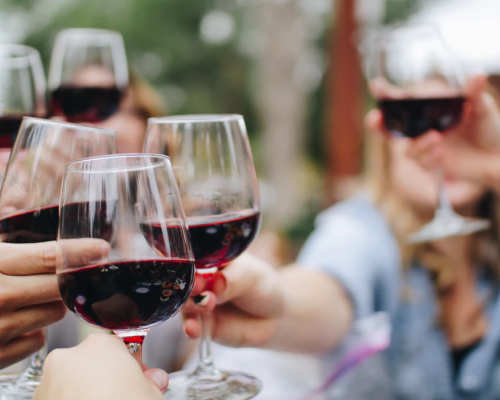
xmin=17 ymin=0 xmax=258 ymax=133
xmin=384 ymin=0 xmax=420 ymax=24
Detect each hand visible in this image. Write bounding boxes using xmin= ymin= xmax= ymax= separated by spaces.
xmin=183 ymin=253 xmax=285 ymax=348
xmin=34 ymin=334 xmax=168 ymax=400
xmin=367 ymin=75 xmax=500 ymax=190
xmin=0 ymin=239 xmax=107 ymax=369
xmin=182 ymin=253 xmax=351 ymax=352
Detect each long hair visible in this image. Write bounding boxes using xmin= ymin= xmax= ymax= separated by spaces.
xmin=363 ymin=130 xmax=500 ymax=296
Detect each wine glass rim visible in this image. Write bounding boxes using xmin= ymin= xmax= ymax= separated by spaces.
xmin=21 ymin=117 xmax=116 ymax=136
xmin=65 ymin=153 xmax=171 ymax=173
xmin=56 ymin=28 xmax=123 ymax=39
xmin=149 ymin=114 xmax=244 ymax=124
xmin=0 ymin=44 xmax=39 ymax=59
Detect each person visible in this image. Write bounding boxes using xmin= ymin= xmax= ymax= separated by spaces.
xmin=182 ymin=74 xmax=500 ymax=398
xmin=34 ymin=333 xmax=169 ymax=400
xmin=0 ymin=239 xmax=107 ymax=369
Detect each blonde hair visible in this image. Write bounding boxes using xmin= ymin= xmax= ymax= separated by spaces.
xmin=363 ymin=130 xmax=500 ymax=295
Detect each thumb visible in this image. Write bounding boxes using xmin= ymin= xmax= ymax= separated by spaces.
xmin=143 ymin=369 xmax=169 ymax=394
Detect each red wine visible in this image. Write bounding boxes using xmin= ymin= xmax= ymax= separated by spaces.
xmin=51 ymin=86 xmax=122 ymax=123
xmin=57 ymin=259 xmax=195 ymax=330
xmin=0 ymin=115 xmax=24 ymax=148
xmin=377 ymin=97 xmax=465 ymax=138
xmin=141 ymin=210 xmax=260 ymax=270
xmin=0 ymin=205 xmax=59 ymax=243
xmin=0 ymin=201 xmax=114 ymax=244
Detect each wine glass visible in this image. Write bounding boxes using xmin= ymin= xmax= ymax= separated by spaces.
xmin=369 ymin=24 xmax=490 ymax=243
xmin=0 ymin=118 xmax=116 ymax=399
xmin=48 ymin=28 xmax=128 ymax=123
xmin=144 ymin=115 xmax=262 ymax=399
xmin=56 ymin=154 xmax=195 ymax=368
xmin=0 ymin=45 xmax=46 ymax=184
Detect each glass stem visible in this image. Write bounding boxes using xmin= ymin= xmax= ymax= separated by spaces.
xmin=18 ymin=329 xmax=48 ymax=382
xmin=193 ymin=311 xmax=223 ymax=381
xmin=435 ymin=167 xmax=456 ymax=218
xmin=114 ymin=329 xmax=149 ymax=367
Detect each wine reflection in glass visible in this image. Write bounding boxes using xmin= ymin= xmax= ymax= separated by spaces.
xmin=56 ymin=154 xmax=195 ymax=369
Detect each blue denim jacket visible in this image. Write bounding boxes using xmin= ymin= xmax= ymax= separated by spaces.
xmin=297 ymin=195 xmax=500 ymax=400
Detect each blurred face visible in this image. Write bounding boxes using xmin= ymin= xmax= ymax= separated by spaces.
xmin=389 ymin=138 xmax=487 ymax=217
xmin=97 ymin=109 xmax=147 ymax=154
xmin=70 ymin=65 xmax=147 ymax=153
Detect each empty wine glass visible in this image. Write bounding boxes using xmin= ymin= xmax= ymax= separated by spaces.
xmin=0 ymin=118 xmax=116 ymax=399
xmin=369 ymin=24 xmax=490 ymax=243
xmin=144 ymin=115 xmax=262 ymax=400
xmin=48 ymin=28 xmax=128 ymax=123
xmin=57 ymin=154 xmax=195 ymax=369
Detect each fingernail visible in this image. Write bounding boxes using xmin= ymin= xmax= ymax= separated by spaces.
xmin=146 ymin=369 xmax=169 ymax=393
xmin=194 ymin=292 xmax=210 ymax=306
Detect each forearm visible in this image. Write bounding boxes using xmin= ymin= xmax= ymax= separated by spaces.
xmin=266 ymin=266 xmax=353 ymax=353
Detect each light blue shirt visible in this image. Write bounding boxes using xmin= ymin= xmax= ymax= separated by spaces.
xmin=297 ymin=195 xmax=500 ymax=400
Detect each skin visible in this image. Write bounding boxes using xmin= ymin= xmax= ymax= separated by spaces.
xmin=34 ymin=334 xmax=168 ymax=400
xmin=0 ymin=239 xmax=108 ymax=369
xmin=183 ymin=75 xmax=500 ymax=352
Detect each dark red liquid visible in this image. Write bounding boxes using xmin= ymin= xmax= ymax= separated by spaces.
xmin=0 ymin=201 xmax=114 ymax=244
xmin=51 ymin=86 xmax=122 ymax=123
xmin=0 ymin=205 xmax=59 ymax=243
xmin=141 ymin=210 xmax=260 ymax=270
xmin=58 ymin=259 xmax=195 ymax=330
xmin=378 ymin=97 xmax=465 ymax=138
xmin=0 ymin=115 xmax=24 ymax=148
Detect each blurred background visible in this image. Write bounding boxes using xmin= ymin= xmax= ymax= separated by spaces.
xmin=1 ymin=0 xmax=495 ymax=262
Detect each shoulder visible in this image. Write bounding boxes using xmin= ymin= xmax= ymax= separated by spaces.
xmin=310 ymin=193 xmax=397 ymax=252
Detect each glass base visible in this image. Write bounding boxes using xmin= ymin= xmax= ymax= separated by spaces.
xmin=164 ymin=370 xmax=261 ymax=400
xmin=0 ymin=374 xmax=18 ymax=391
xmin=408 ymin=215 xmax=490 ymax=244
xmin=0 ymin=360 xmax=43 ymax=400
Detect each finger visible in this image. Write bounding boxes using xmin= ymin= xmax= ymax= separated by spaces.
xmin=406 ymin=131 xmax=442 ymax=158
xmin=59 ymin=239 xmax=110 ymax=268
xmin=1 ymin=274 xmax=61 ymax=310
xmin=211 ymin=304 xmax=276 ymax=348
xmin=0 ymin=301 xmax=66 ymax=344
xmin=143 ymin=369 xmax=169 ymax=394
xmin=365 ymin=108 xmax=385 ymax=134
xmin=181 ymin=291 xmax=216 ymax=315
xmin=190 ymin=273 xmax=208 ymax=297
xmin=182 ymin=316 xmax=201 ymax=339
xmin=0 ymin=330 xmax=45 ymax=370
xmin=465 ymin=74 xmax=487 ymax=105
xmin=217 ymin=254 xmax=283 ymax=317
xmin=0 ymin=241 xmax=62 ymax=276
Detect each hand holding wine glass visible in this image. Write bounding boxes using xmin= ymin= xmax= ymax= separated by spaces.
xmin=144 ymin=115 xmax=262 ymax=400
xmin=369 ymin=24 xmax=490 ymax=243
xmin=34 ymin=334 xmax=168 ymax=400
xmin=0 ymin=118 xmax=116 ymax=398
xmin=57 ymin=154 xmax=195 ymax=372
xmin=367 ymin=74 xmax=500 ymax=193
